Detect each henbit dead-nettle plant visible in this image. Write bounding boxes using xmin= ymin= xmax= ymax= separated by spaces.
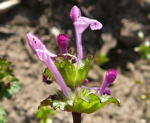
xmin=27 ymin=5 xmax=120 ymax=123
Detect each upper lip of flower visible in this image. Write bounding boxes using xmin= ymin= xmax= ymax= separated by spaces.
xmin=69 ymin=5 xmax=81 ymax=21
xmin=27 ymin=32 xmax=57 ymax=58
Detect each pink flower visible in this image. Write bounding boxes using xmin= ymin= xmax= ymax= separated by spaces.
xmin=99 ymin=69 xmax=117 ymax=95
xmin=89 ymin=69 xmax=117 ymax=95
xmin=27 ymin=33 xmax=69 ymax=97
xmin=70 ymin=5 xmax=103 ymax=60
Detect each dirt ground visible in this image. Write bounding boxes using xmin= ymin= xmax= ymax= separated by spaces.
xmin=0 ymin=0 xmax=150 ymax=123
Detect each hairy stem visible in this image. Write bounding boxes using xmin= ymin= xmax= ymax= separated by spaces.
xmin=72 ymin=112 xmax=81 ymax=123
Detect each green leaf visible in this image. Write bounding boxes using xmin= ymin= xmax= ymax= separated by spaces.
xmin=36 ymin=106 xmax=56 ymax=119
xmin=137 ymin=44 xmax=150 ymax=60
xmin=43 ymin=68 xmax=55 ymax=81
xmin=0 ymin=107 xmax=7 ymax=123
xmin=39 ymin=88 xmax=120 ymax=114
xmin=95 ymin=53 xmax=109 ymax=66
xmin=43 ymin=56 xmax=92 ymax=88
xmin=36 ymin=106 xmax=56 ymax=123
xmin=65 ymin=94 xmax=120 ymax=113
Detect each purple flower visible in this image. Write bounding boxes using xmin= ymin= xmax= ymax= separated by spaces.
xmin=99 ymin=69 xmax=117 ymax=95
xmin=89 ymin=69 xmax=117 ymax=95
xmin=105 ymin=69 xmax=117 ymax=84
xmin=27 ymin=33 xmax=69 ymax=97
xmin=56 ymin=34 xmax=69 ymax=54
xmin=70 ymin=5 xmax=103 ymax=60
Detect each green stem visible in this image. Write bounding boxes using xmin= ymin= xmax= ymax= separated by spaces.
xmin=72 ymin=112 xmax=81 ymax=123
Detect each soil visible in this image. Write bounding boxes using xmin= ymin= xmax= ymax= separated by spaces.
xmin=0 ymin=0 xmax=150 ymax=123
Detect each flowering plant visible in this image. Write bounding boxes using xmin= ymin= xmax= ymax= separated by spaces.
xmin=0 ymin=57 xmax=20 ymax=123
xmin=0 ymin=57 xmax=20 ymax=100
xmin=27 ymin=6 xmax=120 ymax=123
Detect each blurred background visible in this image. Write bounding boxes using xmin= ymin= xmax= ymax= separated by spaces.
xmin=0 ymin=0 xmax=150 ymax=123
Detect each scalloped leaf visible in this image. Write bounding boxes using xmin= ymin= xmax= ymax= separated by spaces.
xmin=43 ymin=56 xmax=92 ymax=88
xmin=39 ymin=88 xmax=120 ymax=114
xmin=64 ymin=94 xmax=119 ymax=113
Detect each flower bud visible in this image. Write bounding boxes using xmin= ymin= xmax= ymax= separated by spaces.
xmin=83 ymin=79 xmax=89 ymax=85
xmin=99 ymin=69 xmax=117 ymax=95
xmin=6 ymin=82 xmax=11 ymax=88
xmin=105 ymin=69 xmax=117 ymax=84
xmin=57 ymin=34 xmax=69 ymax=54
xmin=42 ymin=74 xmax=52 ymax=84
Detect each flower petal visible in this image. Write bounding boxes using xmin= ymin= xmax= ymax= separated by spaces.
xmin=89 ymin=20 xmax=103 ymax=30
